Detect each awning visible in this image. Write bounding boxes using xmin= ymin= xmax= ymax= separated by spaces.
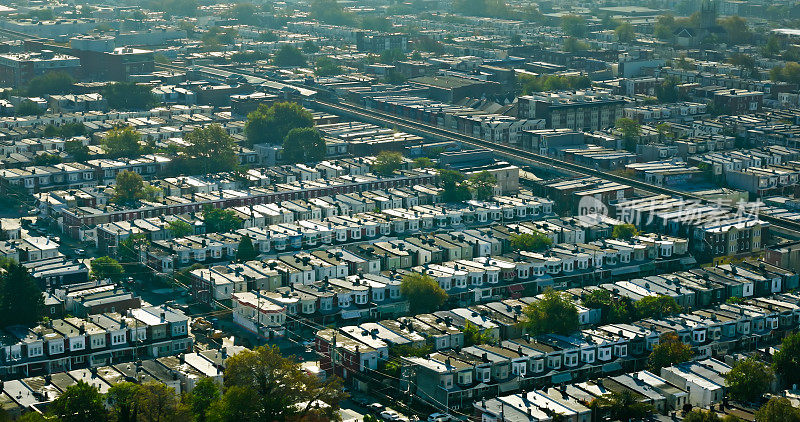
xmin=611 ymin=266 xmax=641 ymax=276
xmin=602 ymin=362 xmax=623 ymax=373
xmin=341 ymin=310 xmax=362 ymax=319
xmin=680 ymin=256 xmax=697 ymax=266
xmin=551 ymin=372 xmax=572 ymax=384
xmin=508 ymin=284 xmax=524 ymax=293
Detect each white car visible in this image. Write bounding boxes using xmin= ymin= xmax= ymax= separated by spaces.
xmin=380 ymin=410 xmax=400 ymax=421
xmin=427 ymin=413 xmax=451 ymax=422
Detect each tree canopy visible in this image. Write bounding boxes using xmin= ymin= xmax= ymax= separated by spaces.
xmin=103 ymin=82 xmax=158 ymax=111
xmin=372 ymin=151 xmax=403 ymax=176
xmin=754 ymin=397 xmax=800 ymax=422
xmin=273 ymin=45 xmax=306 ymax=67
xmin=510 ymin=232 xmax=552 ymax=252
xmin=203 ymin=206 xmax=243 ymax=233
xmin=400 ymin=272 xmax=448 ymax=314
xmin=635 ymin=295 xmax=681 ymax=319
xmin=245 ymin=102 xmax=314 ymax=146
xmin=91 ymin=256 xmax=125 ymax=282
xmin=27 ymin=71 xmax=75 ymax=97
xmin=468 ymin=171 xmax=496 ymax=201
xmin=167 ymin=220 xmax=193 ymax=238
xmin=523 ymin=288 xmax=579 ymax=336
xmin=51 ymin=381 xmax=107 ymax=422
xmin=724 ymin=357 xmax=773 ymax=403
xmin=593 ymin=390 xmax=654 ymax=422
xmin=462 ymin=321 xmax=494 ymax=346
xmin=0 ymin=259 xmax=44 ymax=326
xmin=113 ymin=170 xmax=144 ymax=205
xmin=236 ymin=236 xmax=258 ymax=262
xmin=221 ymin=345 xmax=347 ymax=420
xmin=281 ymin=127 xmax=326 ymax=164
xmin=437 ymin=169 xmax=471 ymax=202
xmin=773 ymin=331 xmax=800 ymax=388
xmin=183 ymin=124 xmax=239 ymax=174
xmin=561 ymin=14 xmax=588 ymax=37
xmin=103 ymin=126 xmax=142 ymax=158
xmin=649 ymin=332 xmax=692 ymax=372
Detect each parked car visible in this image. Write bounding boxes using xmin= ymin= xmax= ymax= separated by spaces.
xmin=380 ymin=410 xmax=399 ymax=421
xmin=427 ymin=413 xmax=451 ymax=422
xmin=367 ymin=403 xmax=385 ymax=412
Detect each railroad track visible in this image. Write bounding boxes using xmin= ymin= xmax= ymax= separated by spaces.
xmin=311 ymin=99 xmax=800 ymax=234
xmin=148 ymin=61 xmax=800 ymax=234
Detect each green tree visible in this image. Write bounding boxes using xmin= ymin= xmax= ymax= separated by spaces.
xmin=518 ymin=74 xmax=591 ymax=94
xmin=315 ymin=56 xmax=342 ymax=77
xmin=462 ymin=321 xmax=494 ymax=346
xmin=16 ymin=100 xmax=44 ymax=116
xmin=510 ymin=232 xmax=552 ymax=252
xmin=148 ymin=0 xmax=199 ymax=17
xmin=563 ymin=37 xmax=590 ymax=52
xmin=27 ymin=71 xmax=75 ymax=97
xmin=437 ymin=169 xmax=471 ymax=202
xmin=773 ymin=331 xmax=800 ymax=388
xmin=113 ymin=170 xmax=144 ymax=205
xmin=142 ymin=184 xmax=162 ymax=202
xmin=91 ymin=256 xmax=124 ymax=282
xmin=379 ymin=49 xmax=406 ymax=64
xmin=33 ymin=153 xmax=62 ymax=166
xmin=655 ymin=76 xmax=681 ymax=103
xmin=206 ymin=386 xmax=261 ymax=422
xmin=236 ymin=236 xmax=258 ymax=262
xmin=185 ymin=378 xmax=220 ymax=422
xmin=523 ymin=288 xmax=579 ymax=336
xmin=754 ymin=397 xmax=800 ymax=422
xmin=615 ymin=22 xmax=636 ymax=43
xmin=582 ymin=289 xmax=635 ymax=324
xmin=103 ymin=126 xmax=142 ymax=158
xmin=372 ymin=151 xmax=403 ymax=176
xmin=593 ymin=390 xmax=654 ymax=422
xmin=724 ymin=357 xmax=773 ymax=403
xmin=103 ymin=82 xmax=158 ymax=111
xmin=281 ymin=127 xmax=325 ymax=164
xmin=468 ymin=170 xmax=496 ymax=201
xmin=412 ymin=157 xmax=434 ymax=169
xmin=183 ymin=124 xmax=238 ymax=173
xmin=245 ymin=102 xmax=314 ymax=146
xmin=616 ymin=118 xmax=641 ymax=152
xmin=273 ymin=44 xmax=306 ymax=67
xmin=654 ymin=14 xmax=676 ymax=39
xmin=117 ymin=234 xmax=147 ymax=269
xmin=167 ymin=220 xmax=193 ymax=238
xmin=612 ymin=223 xmax=639 ymax=239
xmin=302 ymin=40 xmax=319 ymax=53
xmin=222 ymin=345 xmax=347 ymax=420
xmin=202 ymin=26 xmax=238 ymax=50
xmin=561 ymin=14 xmax=587 ymax=37
xmin=0 ymin=260 xmax=45 ymax=326
xmin=224 ymin=3 xmax=261 ymax=25
xmin=400 ymin=272 xmax=448 ymax=314
xmin=360 ymin=16 xmax=392 ymax=32
xmin=310 ymin=0 xmax=355 ymax=25
xmin=718 ymin=16 xmax=752 ymax=45
xmin=770 ymin=62 xmax=800 ymax=84
xmin=135 ymin=382 xmax=188 ymax=422
xmin=106 ymin=382 xmax=140 ymax=422
xmin=635 ymin=295 xmax=681 ymax=319
xmin=64 ymin=139 xmax=88 ymax=159
xmin=728 ymin=53 xmax=755 ymax=70
xmin=203 ymin=206 xmax=243 ymax=233
xmin=50 ymin=381 xmax=107 ymax=422
xmin=649 ymin=332 xmax=692 ymax=372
